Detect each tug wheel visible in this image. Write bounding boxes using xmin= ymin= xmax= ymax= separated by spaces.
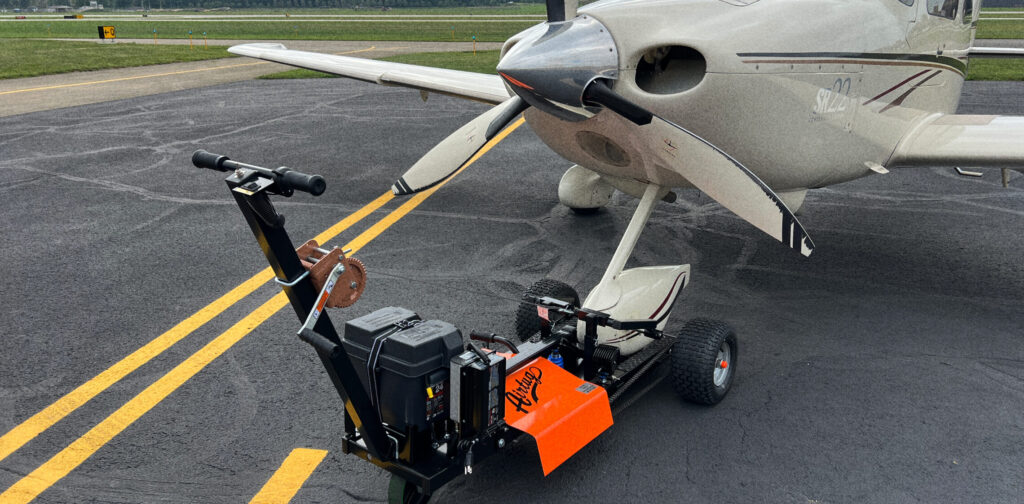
xmin=513 ymin=278 xmax=580 ymax=342
xmin=670 ymin=318 xmax=737 ymax=405
xmin=569 ymin=207 xmax=601 ymax=215
xmin=387 ymin=475 xmax=430 ymax=504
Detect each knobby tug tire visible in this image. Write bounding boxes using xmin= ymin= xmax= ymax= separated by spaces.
xmin=513 ymin=278 xmax=580 ymax=342
xmin=387 ymin=475 xmax=430 ymax=504
xmin=671 ymin=318 xmax=738 ymax=405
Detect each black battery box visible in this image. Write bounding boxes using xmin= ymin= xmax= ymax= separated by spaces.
xmin=342 ymin=307 xmax=463 ymax=431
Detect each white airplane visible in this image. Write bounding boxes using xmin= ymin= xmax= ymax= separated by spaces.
xmin=228 ymin=0 xmax=1024 ymax=397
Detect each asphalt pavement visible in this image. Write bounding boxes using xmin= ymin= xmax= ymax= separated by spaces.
xmin=0 ymin=78 xmax=1021 ymax=503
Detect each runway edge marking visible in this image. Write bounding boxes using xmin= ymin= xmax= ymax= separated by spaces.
xmin=248 ymin=448 xmax=328 ymax=504
xmin=0 ymin=116 xmax=525 ymax=503
xmin=0 ymin=192 xmax=393 ymax=465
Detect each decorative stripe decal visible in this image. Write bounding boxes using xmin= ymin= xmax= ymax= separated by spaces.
xmin=863 ymin=69 xmax=929 ymax=105
xmin=648 ymin=272 xmax=687 ymax=320
xmin=393 ymin=177 xmax=413 ymax=195
xmin=879 ymin=70 xmax=941 ymax=113
xmin=606 ymin=272 xmax=687 ymax=344
xmin=499 ymin=72 xmax=534 ymax=90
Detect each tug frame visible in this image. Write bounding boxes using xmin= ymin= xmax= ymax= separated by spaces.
xmin=192 ymin=150 xmax=732 ymax=503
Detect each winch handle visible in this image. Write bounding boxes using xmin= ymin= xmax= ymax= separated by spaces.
xmin=191 ymin=150 xmax=327 ymax=196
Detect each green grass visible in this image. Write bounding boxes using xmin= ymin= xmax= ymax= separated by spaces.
xmin=0 ymin=19 xmax=536 ymax=42
xmin=967 ymin=58 xmax=1024 ymax=80
xmin=0 ymin=39 xmax=234 ymax=79
xmin=260 ymin=49 xmax=501 ymax=79
xmin=975 ymin=19 xmax=1024 ymax=39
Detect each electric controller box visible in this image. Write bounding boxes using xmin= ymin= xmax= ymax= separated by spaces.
xmin=342 ymin=307 xmax=463 ymax=431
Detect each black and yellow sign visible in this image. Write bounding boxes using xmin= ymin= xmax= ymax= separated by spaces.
xmin=97 ymin=25 xmax=115 ymax=39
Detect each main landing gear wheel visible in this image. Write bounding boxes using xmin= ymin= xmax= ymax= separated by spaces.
xmin=671 ymin=318 xmax=738 ymax=405
xmin=513 ymin=278 xmax=580 ymax=341
xmin=387 ymin=475 xmax=430 ymax=504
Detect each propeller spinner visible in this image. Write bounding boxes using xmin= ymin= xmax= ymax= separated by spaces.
xmin=496 ymin=14 xmax=618 ymax=122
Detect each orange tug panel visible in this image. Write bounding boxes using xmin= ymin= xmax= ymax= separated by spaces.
xmin=504 ymin=357 xmax=613 ymax=475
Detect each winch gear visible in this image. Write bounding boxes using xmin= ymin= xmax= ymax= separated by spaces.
xmin=334 ymin=257 xmax=366 ymax=308
xmin=296 ymin=239 xmax=366 ymax=308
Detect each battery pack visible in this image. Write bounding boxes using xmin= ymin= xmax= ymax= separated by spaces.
xmin=450 ymin=350 xmax=506 ymax=437
xmin=342 ymin=307 xmax=463 ymax=432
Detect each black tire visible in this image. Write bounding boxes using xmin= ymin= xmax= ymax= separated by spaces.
xmin=670 ymin=318 xmax=738 ymax=405
xmin=570 ymin=207 xmax=601 ymax=215
xmin=513 ymin=278 xmax=580 ymax=342
xmin=387 ymin=475 xmax=430 ymax=504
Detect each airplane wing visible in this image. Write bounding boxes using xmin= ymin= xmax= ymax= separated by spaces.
xmin=969 ymin=47 xmax=1024 ymax=58
xmin=228 ymin=43 xmax=510 ymax=105
xmin=887 ymin=114 xmax=1024 ymax=167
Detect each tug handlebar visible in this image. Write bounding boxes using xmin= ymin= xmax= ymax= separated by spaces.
xmin=191 ymin=149 xmax=326 ymax=196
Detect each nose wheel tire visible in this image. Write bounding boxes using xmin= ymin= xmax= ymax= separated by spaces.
xmin=670 ymin=318 xmax=738 ymax=405
xmin=387 ymin=475 xmax=430 ymax=504
xmin=513 ymin=278 xmax=580 ymax=342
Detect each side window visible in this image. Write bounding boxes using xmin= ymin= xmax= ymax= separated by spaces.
xmin=963 ymin=0 xmax=973 ymax=23
xmin=927 ymin=0 xmax=958 ymax=19
xmin=899 ymin=0 xmax=913 ymax=6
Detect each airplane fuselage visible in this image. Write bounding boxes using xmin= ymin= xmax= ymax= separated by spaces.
xmin=508 ymin=0 xmax=975 ymax=193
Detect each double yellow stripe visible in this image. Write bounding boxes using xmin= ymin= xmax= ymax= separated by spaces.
xmin=0 ymin=191 xmax=393 ymax=466
xmin=0 ymin=116 xmax=526 ymax=503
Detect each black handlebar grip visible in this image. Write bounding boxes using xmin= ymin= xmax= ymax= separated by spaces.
xmin=278 ymin=168 xmax=326 ymax=196
xmin=192 ymin=150 xmax=231 ymax=172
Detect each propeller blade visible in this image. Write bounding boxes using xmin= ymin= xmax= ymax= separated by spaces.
xmin=392 ymin=96 xmax=528 ymax=195
xmin=583 ymin=81 xmax=815 ymax=256
xmin=545 ymin=0 xmax=578 ymax=22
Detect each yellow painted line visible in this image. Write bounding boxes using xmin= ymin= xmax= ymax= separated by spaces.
xmin=0 ymin=46 xmax=378 ymax=96
xmin=248 ymin=448 xmax=328 ymax=504
xmin=311 ymin=191 xmax=393 ymax=245
xmin=0 ymin=292 xmax=290 ymax=504
xmin=0 ymin=191 xmax=393 ymax=465
xmin=0 ymin=116 xmax=525 ymax=503
xmin=334 ymin=46 xmax=392 ymax=56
